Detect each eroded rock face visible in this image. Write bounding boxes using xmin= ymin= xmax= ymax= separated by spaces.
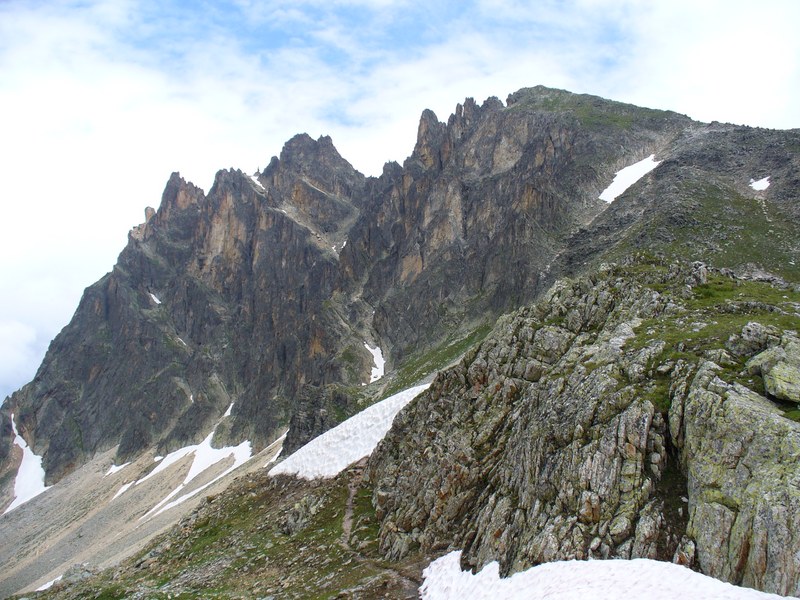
xmin=670 ymin=360 xmax=800 ymax=596
xmin=368 ymin=272 xmax=685 ymax=574
xmin=4 ymin=85 xmax=799 ymax=501
xmin=4 ymin=149 xmax=368 ymax=481
xmin=369 ymin=264 xmax=800 ymax=595
xmin=2 ymin=87 xmax=690 ymax=484
xmin=338 ymin=88 xmax=687 ymax=364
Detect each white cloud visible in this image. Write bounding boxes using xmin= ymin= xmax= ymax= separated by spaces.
xmin=601 ymin=0 xmax=800 ymax=128
xmin=0 ymin=321 xmax=40 ymax=402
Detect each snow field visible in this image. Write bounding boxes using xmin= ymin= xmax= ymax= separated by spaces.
xmin=140 ymin=432 xmax=251 ymax=519
xmin=269 ymin=383 xmax=430 ymax=479
xmin=419 ymin=551 xmax=797 ymax=600
xmin=262 ymin=431 xmax=288 ymax=468
xmin=250 ymin=174 xmax=265 ymax=190
xmin=750 ymin=176 xmax=770 ymax=191
xmin=3 ymin=413 xmax=50 ymax=514
xmin=599 ymin=154 xmax=661 ymax=202
xmin=36 ymin=575 xmax=63 ymax=592
xmin=104 ymin=462 xmax=130 ymax=477
xmin=109 ymin=403 xmax=253 ymax=519
xmin=364 ymin=342 xmax=385 ymax=383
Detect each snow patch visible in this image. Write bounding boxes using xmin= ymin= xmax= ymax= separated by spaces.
xmin=249 ymin=171 xmax=266 ymax=192
xmin=364 ymin=342 xmax=385 ymax=383
xmin=105 ymin=462 xmax=131 ymax=477
xmin=138 ymin=432 xmax=252 ymax=519
xmin=599 ymin=154 xmax=661 ymax=203
xmin=112 ymin=481 xmax=134 ymax=500
xmin=113 ymin=402 xmax=253 ymax=516
xmin=419 ymin=551 xmax=795 ymax=600
xmin=263 ymin=431 xmax=288 ymax=468
xmin=224 ymin=402 xmax=234 ymax=417
xmin=36 ymin=575 xmax=63 ymax=592
xmin=135 ymin=445 xmax=197 ymax=488
xmin=3 ymin=413 xmax=50 ymax=514
xmin=750 ymin=176 xmax=770 ymax=191
xmin=269 ymin=384 xmax=430 ymax=479
xmin=149 ymin=292 xmax=162 ymax=305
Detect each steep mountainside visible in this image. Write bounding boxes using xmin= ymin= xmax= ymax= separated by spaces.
xmin=1 ymin=85 xmax=800 ymax=598
xmin=369 ymin=260 xmax=800 ymax=595
xmin=27 ymin=258 xmax=800 ymax=599
xmin=1 ymin=86 xmax=700 ymax=486
xmin=559 ymin=123 xmax=800 ymax=281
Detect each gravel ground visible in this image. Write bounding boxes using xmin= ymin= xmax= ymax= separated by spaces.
xmin=0 ymin=441 xmax=283 ymax=598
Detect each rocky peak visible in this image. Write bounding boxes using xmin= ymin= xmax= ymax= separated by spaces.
xmin=128 ymin=173 xmax=203 ymax=243
xmin=3 ymin=85 xmax=798 ymax=522
xmin=410 ymin=109 xmax=446 ymax=171
xmin=264 ymin=133 xmax=364 ymax=200
xmin=446 ymin=96 xmax=503 ymax=139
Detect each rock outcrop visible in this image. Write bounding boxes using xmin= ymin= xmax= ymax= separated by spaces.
xmin=745 ymin=333 xmax=800 ymax=403
xmin=369 ymin=260 xmax=800 ymax=595
xmin=670 ymin=359 xmax=800 ymax=595
xmin=2 ymin=85 xmax=799 ymax=532
xmin=369 ymin=265 xmax=685 ymax=572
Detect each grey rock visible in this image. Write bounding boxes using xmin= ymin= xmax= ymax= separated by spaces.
xmin=726 ymin=322 xmax=781 ymax=358
xmin=368 ymin=272 xmax=682 ymax=575
xmin=764 ymin=362 xmax=800 ymax=403
xmin=671 ymin=361 xmax=800 ymax=595
xmin=747 ymin=334 xmax=800 ymax=403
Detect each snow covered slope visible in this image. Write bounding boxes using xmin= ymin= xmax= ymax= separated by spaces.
xmin=599 ymin=154 xmax=660 ymax=202
xmin=269 ymin=384 xmax=430 ymax=479
xmin=420 ymin=551 xmax=797 ymax=600
xmin=3 ymin=413 xmax=49 ymax=514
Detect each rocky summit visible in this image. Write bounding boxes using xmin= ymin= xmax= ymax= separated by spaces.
xmin=1 ymin=86 xmax=799 ymax=598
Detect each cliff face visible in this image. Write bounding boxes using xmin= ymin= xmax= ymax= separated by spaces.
xmin=368 ymin=260 xmax=800 ymax=595
xmin=340 ymin=88 xmax=690 ymax=361
xmin=2 ymin=85 xmax=800 ymax=598
xmin=3 ymin=139 xmax=369 ymax=482
xmin=369 ymin=265 xmax=683 ymax=571
xmin=1 ymin=87 xmax=692 ymax=484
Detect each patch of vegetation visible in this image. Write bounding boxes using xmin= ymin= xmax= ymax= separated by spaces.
xmin=349 ymin=484 xmax=382 ymax=555
xmin=620 ymin=263 xmax=799 ymax=416
xmin=506 ymin=86 xmax=676 ymax=131
xmin=36 ymin=469 xmax=422 ymax=599
xmin=783 ymin=408 xmax=800 ymax=423
xmin=86 ymin=586 xmax=128 ymax=600
xmin=383 ymin=323 xmax=492 ymax=397
xmin=612 ymin=183 xmax=800 ymax=281
xmin=641 ymin=376 xmax=672 ymax=414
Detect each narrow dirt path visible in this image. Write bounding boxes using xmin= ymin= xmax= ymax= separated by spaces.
xmin=340 ymin=458 xmax=365 ymax=548
xmin=338 ymin=459 xmax=422 ymax=597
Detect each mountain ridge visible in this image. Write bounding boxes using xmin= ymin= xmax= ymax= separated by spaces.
xmin=2 ymin=85 xmax=698 ymax=484
xmin=1 ymin=84 xmax=799 ymax=598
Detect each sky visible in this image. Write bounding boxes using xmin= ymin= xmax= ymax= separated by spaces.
xmin=0 ymin=0 xmax=799 ymax=401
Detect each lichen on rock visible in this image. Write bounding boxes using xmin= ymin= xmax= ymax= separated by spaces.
xmin=368 ymin=261 xmax=800 ymax=595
